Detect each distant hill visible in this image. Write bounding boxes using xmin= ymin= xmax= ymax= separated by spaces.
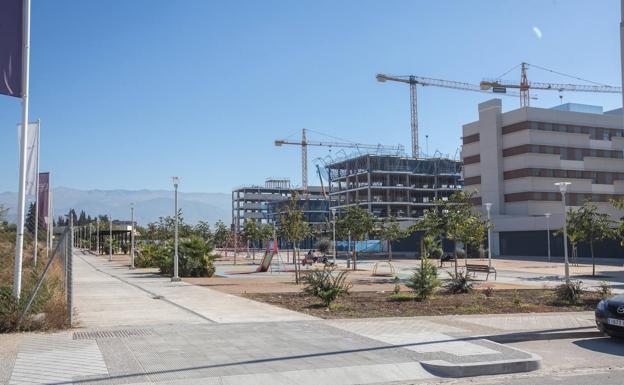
xmin=0 ymin=187 xmax=231 ymax=226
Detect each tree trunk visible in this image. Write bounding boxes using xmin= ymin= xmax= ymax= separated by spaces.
xmin=295 ymin=244 xmax=300 ymax=284
xmin=252 ymin=241 xmax=255 ymax=262
xmin=352 ymin=249 xmax=357 ymax=270
xmin=591 ymin=240 xmax=595 ymax=277
xmin=388 ymin=241 xmax=393 ymax=262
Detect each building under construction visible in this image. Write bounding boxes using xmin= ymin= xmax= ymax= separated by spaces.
xmin=231 ymin=178 xmax=326 ymax=229
xmin=326 ymin=154 xmax=462 ymax=221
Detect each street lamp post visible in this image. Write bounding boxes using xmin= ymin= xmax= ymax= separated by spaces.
xmin=484 ymin=203 xmax=492 ymax=268
xmin=544 ymin=212 xmax=551 ymax=262
xmin=331 ymin=208 xmax=337 ymax=265
xmin=96 ymin=218 xmax=99 ymax=255
xmin=130 ymin=203 xmax=135 ymax=269
xmin=171 ymin=177 xmax=181 ymax=282
xmin=108 ymin=215 xmax=113 ymax=262
xmin=554 ymin=182 xmax=571 ymax=282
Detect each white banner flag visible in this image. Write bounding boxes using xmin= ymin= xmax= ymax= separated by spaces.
xmin=17 ymin=121 xmax=40 ymax=197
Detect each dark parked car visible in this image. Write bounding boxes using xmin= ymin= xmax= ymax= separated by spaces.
xmin=595 ymin=295 xmax=624 ymax=337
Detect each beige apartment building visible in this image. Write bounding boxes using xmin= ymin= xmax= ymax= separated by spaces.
xmin=462 ymin=99 xmax=624 ymax=256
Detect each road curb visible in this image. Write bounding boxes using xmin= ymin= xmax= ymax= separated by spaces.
xmin=487 ymin=329 xmax=600 ymax=343
xmin=421 ymin=352 xmax=542 ymax=378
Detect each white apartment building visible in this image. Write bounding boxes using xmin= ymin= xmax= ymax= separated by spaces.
xmin=462 ymin=99 xmax=624 ymax=256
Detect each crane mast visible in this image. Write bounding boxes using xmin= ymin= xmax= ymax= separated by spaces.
xmin=480 ymin=62 xmax=622 ymax=107
xmin=376 ymin=73 xmax=526 ymax=159
xmin=275 ymin=128 xmax=404 ymax=191
xmin=409 ymin=76 xmax=418 ymax=160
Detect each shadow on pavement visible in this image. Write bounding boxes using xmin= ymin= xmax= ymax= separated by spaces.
xmin=574 ymin=336 xmax=624 ymax=356
xmin=486 ymin=326 xmax=601 ymax=343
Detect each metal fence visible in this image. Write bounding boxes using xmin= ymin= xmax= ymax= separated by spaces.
xmin=17 ymin=221 xmax=74 ymax=329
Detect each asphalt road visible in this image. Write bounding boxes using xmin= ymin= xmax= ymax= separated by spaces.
xmin=408 ymin=335 xmax=624 ymax=385
xmin=434 ymin=369 xmax=624 ymax=385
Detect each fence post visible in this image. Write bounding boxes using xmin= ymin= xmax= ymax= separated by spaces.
xmin=67 ymin=216 xmax=74 ymax=327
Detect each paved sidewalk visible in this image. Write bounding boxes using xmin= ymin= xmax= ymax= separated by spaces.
xmin=76 ymin=252 xmax=315 ymax=326
xmin=4 ymin=251 xmax=550 ymax=385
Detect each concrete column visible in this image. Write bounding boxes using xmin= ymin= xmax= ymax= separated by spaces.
xmin=491 ymin=231 xmax=501 ymax=257
xmin=621 ymin=0 xmax=624 ymax=108
xmin=477 ymin=99 xmax=505 ymax=215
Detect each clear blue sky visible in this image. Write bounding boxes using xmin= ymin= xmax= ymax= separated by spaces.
xmin=0 ymin=0 xmax=622 ymax=193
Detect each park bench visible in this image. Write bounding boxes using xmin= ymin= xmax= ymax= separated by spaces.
xmin=439 ymin=252 xmax=456 ymax=267
xmin=465 ymin=264 xmax=497 ymax=281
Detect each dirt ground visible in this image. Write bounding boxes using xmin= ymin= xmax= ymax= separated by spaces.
xmin=244 ymin=289 xmax=602 ymax=319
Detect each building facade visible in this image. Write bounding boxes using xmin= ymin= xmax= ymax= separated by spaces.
xmin=462 ymin=99 xmax=624 ymax=256
xmin=326 ymin=154 xmax=462 ymax=222
xmin=231 ymin=178 xmax=326 ymax=229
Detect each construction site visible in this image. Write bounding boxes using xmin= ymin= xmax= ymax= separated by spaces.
xmin=325 ymin=154 xmax=462 ymax=221
xmin=231 ymin=178 xmax=326 ymax=230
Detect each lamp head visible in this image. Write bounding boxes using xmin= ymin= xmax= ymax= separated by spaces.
xmin=485 ymin=202 xmax=492 ymax=211
xmin=376 ymin=74 xmax=387 ymax=82
xmin=554 ymin=181 xmax=571 ymax=193
xmin=544 ymin=212 xmax=551 ymax=219
xmin=172 ymin=176 xmax=180 ymax=186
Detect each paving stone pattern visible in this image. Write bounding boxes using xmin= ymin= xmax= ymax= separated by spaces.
xmin=4 ymin=252 xmax=559 ymax=384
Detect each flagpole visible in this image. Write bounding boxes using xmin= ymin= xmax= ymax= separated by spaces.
xmin=46 ymin=177 xmax=52 ymax=260
xmin=13 ymin=0 xmax=32 ymax=300
xmin=33 ymin=120 xmax=40 ymax=266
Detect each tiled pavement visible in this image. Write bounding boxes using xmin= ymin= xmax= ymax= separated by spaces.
xmin=2 ymin=252 xmax=574 ymax=385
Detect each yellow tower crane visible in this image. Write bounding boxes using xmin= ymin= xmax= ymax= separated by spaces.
xmin=376 ymin=74 xmax=528 ymax=159
xmin=480 ymin=62 xmax=622 ymax=108
xmin=275 ymin=128 xmax=404 ymax=191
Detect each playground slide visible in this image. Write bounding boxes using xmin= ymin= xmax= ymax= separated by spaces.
xmin=256 ymin=250 xmax=275 ymax=272
xmin=224 ymin=240 xmax=278 ymax=275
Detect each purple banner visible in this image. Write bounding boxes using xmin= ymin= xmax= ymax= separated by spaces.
xmin=38 ymin=172 xmax=49 ymax=228
xmin=0 ymin=0 xmax=23 ymax=97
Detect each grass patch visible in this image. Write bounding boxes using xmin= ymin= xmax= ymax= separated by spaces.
xmin=388 ymin=293 xmax=417 ymax=302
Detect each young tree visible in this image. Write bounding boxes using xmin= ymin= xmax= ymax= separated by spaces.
xmin=241 ymin=219 xmax=261 ymax=260
xmin=193 ymin=220 xmax=212 ymax=241
xmin=0 ymin=205 xmax=8 ymax=230
xmin=566 ymin=202 xmax=615 ymax=276
xmin=278 ymin=195 xmax=311 ymax=283
xmin=213 ymin=220 xmax=231 ymax=248
xmin=25 ymin=202 xmax=37 ymax=234
xmin=259 ymin=223 xmax=274 ymax=250
xmin=336 ymin=206 xmax=375 ymax=270
xmin=406 ymin=235 xmax=440 ymax=301
xmin=411 ymin=191 xmax=487 ymax=274
xmin=78 ymin=210 xmax=87 ymax=225
xmin=376 ymin=216 xmax=406 ymax=262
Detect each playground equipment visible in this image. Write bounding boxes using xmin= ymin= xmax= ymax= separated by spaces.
xmin=256 ymin=240 xmax=278 ymax=272
xmin=225 ymin=239 xmax=290 ymax=274
xmin=372 ymin=261 xmax=396 ymax=277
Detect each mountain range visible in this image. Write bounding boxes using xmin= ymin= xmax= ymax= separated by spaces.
xmin=0 ymin=187 xmax=231 ymax=226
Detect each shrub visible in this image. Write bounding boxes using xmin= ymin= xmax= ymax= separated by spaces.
xmin=393 ymin=276 xmax=401 ymax=294
xmin=316 ymin=238 xmax=331 ymax=255
xmin=445 ymin=271 xmax=473 ymax=294
xmin=135 ymin=244 xmax=160 ymax=268
xmin=556 ymin=280 xmax=584 ymax=305
xmin=302 ymin=267 xmax=351 ymax=307
xmin=597 ymin=281 xmax=613 ymax=299
xmin=422 ymin=236 xmax=443 ymax=259
xmin=405 ymin=256 xmax=440 ymax=301
xmin=483 ymin=285 xmax=494 ymax=298
xmin=389 ymin=293 xmax=416 ymax=302
xmin=0 ymin=286 xmax=19 ymax=332
xmin=156 ymin=237 xmax=218 ymax=277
